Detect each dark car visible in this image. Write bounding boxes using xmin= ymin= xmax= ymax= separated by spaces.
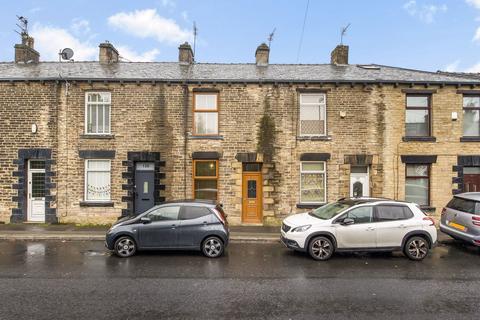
xmin=106 ymin=200 xmax=229 ymax=258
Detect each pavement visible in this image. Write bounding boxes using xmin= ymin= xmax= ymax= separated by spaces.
xmin=0 ymin=239 xmax=479 ymax=319
xmin=0 ymin=224 xmax=280 ymax=242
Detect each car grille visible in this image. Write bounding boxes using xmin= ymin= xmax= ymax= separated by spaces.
xmin=282 ymin=223 xmax=291 ymax=233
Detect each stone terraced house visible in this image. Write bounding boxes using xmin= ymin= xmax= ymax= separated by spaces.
xmin=1 ymin=35 xmax=480 ymax=226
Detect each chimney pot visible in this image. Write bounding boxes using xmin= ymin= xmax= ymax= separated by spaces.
xmin=330 ymin=45 xmax=349 ymax=65
xmin=178 ymin=42 xmax=194 ymax=65
xmin=15 ymin=33 xmax=39 ymax=63
xmin=99 ymin=42 xmax=119 ymax=63
xmin=255 ymin=43 xmax=270 ymax=66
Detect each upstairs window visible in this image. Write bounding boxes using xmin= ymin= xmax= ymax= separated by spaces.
xmin=194 ymin=93 xmax=218 ymax=135
xmin=463 ymin=96 xmax=480 ymax=137
xmin=299 ymin=93 xmax=326 ymax=136
xmin=405 ymin=95 xmax=430 ymax=137
xmin=85 ymin=92 xmax=111 ymax=134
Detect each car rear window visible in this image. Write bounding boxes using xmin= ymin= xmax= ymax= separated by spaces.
xmin=180 ymin=206 xmax=211 ymax=220
xmin=446 ymin=197 xmax=478 ymax=214
xmin=375 ymin=205 xmax=414 ymax=221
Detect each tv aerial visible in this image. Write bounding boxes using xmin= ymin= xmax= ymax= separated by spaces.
xmin=340 ymin=23 xmax=351 ymax=45
xmin=59 ymin=48 xmax=74 ymax=61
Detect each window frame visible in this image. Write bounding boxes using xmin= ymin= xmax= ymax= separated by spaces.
xmin=299 ymin=93 xmax=327 ymax=137
xmin=299 ymin=161 xmax=327 ymax=205
xmin=84 ymin=159 xmax=112 ymax=202
xmin=193 ymin=92 xmax=219 ymax=136
xmin=405 ymin=94 xmax=431 ymax=137
xmin=193 ymin=159 xmax=219 ymax=200
xmin=85 ymin=91 xmax=112 ymax=135
xmin=405 ymin=163 xmax=430 ymax=207
xmin=462 ymin=94 xmax=480 ymax=137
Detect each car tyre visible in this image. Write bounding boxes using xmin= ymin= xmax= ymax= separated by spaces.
xmin=308 ymin=236 xmax=334 ymax=261
xmin=404 ymin=236 xmax=429 ymax=261
xmin=202 ymin=236 xmax=224 ymax=258
xmin=114 ymin=236 xmax=137 ymax=258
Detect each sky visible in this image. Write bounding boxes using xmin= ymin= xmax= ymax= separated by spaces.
xmin=0 ymin=0 xmax=479 ymax=72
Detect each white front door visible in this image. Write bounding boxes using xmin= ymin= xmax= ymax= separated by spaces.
xmin=28 ymin=160 xmax=46 ymax=222
xmin=350 ymin=166 xmax=370 ymax=198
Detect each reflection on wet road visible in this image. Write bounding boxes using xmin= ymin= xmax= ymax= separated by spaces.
xmin=0 ymin=240 xmax=479 ymax=319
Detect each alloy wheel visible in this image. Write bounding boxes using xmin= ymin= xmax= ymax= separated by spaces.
xmin=309 ymin=236 xmax=334 ymax=261
xmin=115 ymin=237 xmax=136 ymax=258
xmin=407 ymin=238 xmax=428 ymax=260
xmin=203 ymin=237 xmax=223 ymax=258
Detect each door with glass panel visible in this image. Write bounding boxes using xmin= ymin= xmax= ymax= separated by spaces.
xmin=135 ymin=162 xmax=155 ymax=215
xmin=242 ymin=163 xmax=263 ymax=224
xmin=350 ymin=166 xmax=369 ymax=198
xmin=28 ymin=160 xmax=46 ymax=222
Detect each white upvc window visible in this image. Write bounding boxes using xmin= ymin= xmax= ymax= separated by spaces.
xmin=194 ymin=93 xmax=219 ymax=135
xmin=85 ymin=160 xmax=111 ymax=201
xmin=85 ymin=92 xmax=111 ymax=134
xmin=299 ymin=93 xmax=326 ymax=136
xmin=300 ymin=161 xmax=326 ymax=204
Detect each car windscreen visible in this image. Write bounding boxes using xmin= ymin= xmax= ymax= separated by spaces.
xmin=447 ymin=197 xmax=479 ymax=214
xmin=309 ymin=202 xmax=353 ymax=220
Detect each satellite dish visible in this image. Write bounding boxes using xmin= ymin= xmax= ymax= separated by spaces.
xmin=60 ymin=48 xmax=74 ymax=60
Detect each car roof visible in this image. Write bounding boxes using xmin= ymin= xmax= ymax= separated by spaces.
xmin=160 ymin=199 xmax=218 ymax=207
xmin=455 ymin=192 xmax=480 ymax=201
xmin=337 ymin=197 xmax=413 ymax=206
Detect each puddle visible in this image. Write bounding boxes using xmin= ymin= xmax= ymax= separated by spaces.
xmin=83 ymin=250 xmax=108 ymax=257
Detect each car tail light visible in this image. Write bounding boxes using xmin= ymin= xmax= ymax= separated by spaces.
xmin=472 ymin=216 xmax=480 ymax=227
xmin=213 ymin=208 xmax=228 ymax=226
xmin=441 ymin=207 xmax=447 ymax=216
xmin=423 ymin=216 xmax=435 ymax=226
xmin=473 ymin=239 xmax=480 ymax=246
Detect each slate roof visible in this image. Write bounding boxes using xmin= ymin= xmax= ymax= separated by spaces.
xmin=436 ymin=71 xmax=480 ymax=80
xmin=0 ymin=61 xmax=479 ymax=84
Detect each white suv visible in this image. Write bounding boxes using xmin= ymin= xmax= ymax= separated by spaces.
xmin=281 ymin=198 xmax=437 ymax=261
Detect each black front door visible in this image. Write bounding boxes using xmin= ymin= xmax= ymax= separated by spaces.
xmin=135 ymin=162 xmax=155 ymax=215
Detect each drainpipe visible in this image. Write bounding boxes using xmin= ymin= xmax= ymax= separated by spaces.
xmin=183 ymin=84 xmax=189 ymax=199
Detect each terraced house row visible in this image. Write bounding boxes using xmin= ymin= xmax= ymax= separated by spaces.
xmin=1 ymin=34 xmax=480 ymax=226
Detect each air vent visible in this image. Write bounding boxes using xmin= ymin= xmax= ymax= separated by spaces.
xmin=358 ymin=65 xmax=381 ymax=70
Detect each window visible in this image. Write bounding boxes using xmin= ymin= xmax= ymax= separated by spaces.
xmin=342 ymin=206 xmax=373 ymax=224
xmin=85 ymin=92 xmax=111 ymax=134
xmin=375 ymin=205 xmax=413 ymax=221
xmin=463 ymin=96 xmax=480 ymax=137
xmin=180 ymin=206 xmax=211 ymax=220
xmin=147 ymin=206 xmax=180 ymax=221
xmin=300 ymin=161 xmax=326 ymax=203
xmin=85 ymin=160 xmax=111 ymax=201
xmin=194 ymin=93 xmax=218 ymax=135
xmin=405 ymin=164 xmax=429 ymax=206
xmin=299 ymin=94 xmax=326 ymax=136
xmin=405 ymin=95 xmax=430 ymax=137
xmin=193 ymin=160 xmax=218 ymax=200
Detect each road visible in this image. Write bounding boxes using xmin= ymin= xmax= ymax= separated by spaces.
xmin=0 ymin=239 xmax=479 ymax=319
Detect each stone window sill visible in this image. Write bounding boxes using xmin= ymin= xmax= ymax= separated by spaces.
xmin=460 ymin=136 xmax=480 ymax=142
xmin=296 ymin=203 xmax=325 ymax=209
xmin=188 ymin=135 xmax=224 ymax=140
xmin=297 ymin=136 xmax=332 ymax=141
xmin=79 ymin=201 xmax=114 ymax=207
xmin=402 ymin=136 xmax=436 ymax=142
xmin=80 ymin=134 xmax=115 ymax=140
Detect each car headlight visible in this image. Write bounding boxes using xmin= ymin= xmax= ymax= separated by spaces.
xmin=291 ymin=225 xmax=311 ymax=232
xmin=108 ymin=223 xmax=122 ymax=233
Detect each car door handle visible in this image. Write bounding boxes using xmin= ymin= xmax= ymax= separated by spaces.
xmin=399 ymin=224 xmax=407 ymax=228
xmin=203 ymin=221 xmax=208 ymax=225
xmin=366 ymin=227 xmax=375 ymax=231
xmin=171 ymin=224 xmax=176 ymax=229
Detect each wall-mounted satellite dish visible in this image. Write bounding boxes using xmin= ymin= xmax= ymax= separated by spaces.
xmin=60 ymin=48 xmax=74 ymax=60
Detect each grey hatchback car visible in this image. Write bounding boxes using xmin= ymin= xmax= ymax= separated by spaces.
xmin=440 ymin=192 xmax=480 ymax=246
xmin=106 ymin=200 xmax=229 ymax=258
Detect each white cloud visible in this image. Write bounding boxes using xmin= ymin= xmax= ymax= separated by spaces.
xmin=117 ymin=46 xmax=160 ymax=62
xmin=403 ymin=1 xmax=447 ymax=23
xmin=444 ymin=60 xmax=461 ymax=72
xmin=466 ymin=62 xmax=480 ymax=72
xmin=108 ymin=9 xmax=192 ymax=45
xmin=474 ymin=26 xmax=480 ymax=42
xmin=31 ymin=23 xmax=97 ymax=61
xmin=467 ymin=0 xmax=480 ymax=9
xmin=71 ymin=18 xmax=91 ymax=36
xmin=160 ymin=0 xmax=176 ymax=7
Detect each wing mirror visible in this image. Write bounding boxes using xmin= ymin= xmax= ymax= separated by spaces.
xmin=341 ymin=218 xmax=355 ymax=226
xmin=140 ymin=217 xmax=151 ymax=224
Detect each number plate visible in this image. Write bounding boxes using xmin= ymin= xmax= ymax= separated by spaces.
xmin=448 ymin=221 xmax=467 ymax=232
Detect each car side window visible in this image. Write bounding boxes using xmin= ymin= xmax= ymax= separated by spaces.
xmin=146 ymin=206 xmax=180 ymax=222
xmin=375 ymin=205 xmax=412 ymax=221
xmin=180 ymin=206 xmax=211 ymax=220
xmin=342 ymin=206 xmax=373 ymax=224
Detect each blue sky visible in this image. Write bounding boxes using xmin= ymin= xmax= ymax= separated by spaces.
xmin=0 ymin=0 xmax=479 ymax=72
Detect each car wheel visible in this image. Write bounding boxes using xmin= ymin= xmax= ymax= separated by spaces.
xmin=404 ymin=236 xmax=429 ymax=261
xmin=202 ymin=236 xmax=224 ymax=258
xmin=114 ymin=236 xmax=137 ymax=258
xmin=308 ymin=236 xmax=334 ymax=261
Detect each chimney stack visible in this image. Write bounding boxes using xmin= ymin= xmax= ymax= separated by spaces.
xmin=14 ymin=33 xmax=39 ymax=63
xmin=255 ymin=43 xmax=270 ymax=66
xmin=330 ymin=45 xmax=349 ymax=65
xmin=178 ymin=42 xmax=194 ymax=65
xmin=99 ymin=42 xmax=119 ymax=63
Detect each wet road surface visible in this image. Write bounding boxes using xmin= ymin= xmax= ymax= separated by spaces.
xmin=0 ymin=240 xmax=479 ymax=319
